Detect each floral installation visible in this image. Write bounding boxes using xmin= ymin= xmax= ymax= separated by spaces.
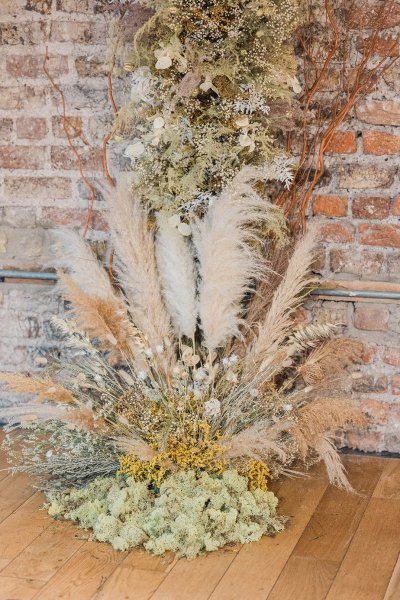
xmin=0 ymin=0 xmax=367 ymax=559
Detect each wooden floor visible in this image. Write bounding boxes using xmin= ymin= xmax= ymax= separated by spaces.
xmin=1 ymin=433 xmax=400 ymax=600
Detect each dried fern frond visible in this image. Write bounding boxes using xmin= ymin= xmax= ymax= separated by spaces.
xmin=193 ymin=166 xmax=287 ymax=353
xmin=298 ymin=339 xmax=363 ymax=385
xmin=60 ymin=273 xmax=143 ymax=362
xmin=290 ymin=398 xmax=367 ymax=459
xmin=0 ymin=374 xmax=76 ymax=404
xmin=244 ymin=227 xmax=317 ymax=375
xmin=108 ymin=179 xmax=173 ymax=356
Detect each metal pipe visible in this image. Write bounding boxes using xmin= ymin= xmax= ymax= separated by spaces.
xmin=0 ymin=270 xmax=58 ymax=281
xmin=313 ymin=288 xmax=400 ymax=301
xmin=0 ymin=270 xmax=399 ymax=301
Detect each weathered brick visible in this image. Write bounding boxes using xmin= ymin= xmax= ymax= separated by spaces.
xmin=75 ymin=55 xmax=107 ymax=77
xmin=392 ymin=375 xmax=400 ymax=395
xmin=359 ymin=224 xmax=400 ymax=248
xmin=359 ymin=398 xmax=390 ymax=425
xmin=312 ymin=194 xmax=347 ymax=217
xmin=0 ymin=119 xmax=13 ymax=142
xmin=387 ymin=252 xmax=400 ymax=276
xmin=392 ymin=197 xmax=400 ymax=216
xmin=52 ymin=116 xmax=83 ymax=139
xmin=318 ymin=221 xmax=354 ymax=243
xmin=352 ymin=196 xmax=390 ymax=219
xmin=354 ymin=306 xmax=389 ymax=331
xmin=0 ymin=146 xmax=46 ymax=170
xmin=384 ymin=348 xmax=400 ymax=367
xmin=16 ymin=117 xmax=48 ymax=140
xmin=6 ymin=54 xmax=68 ymax=78
xmin=349 ymin=2 xmax=400 ymax=29
xmin=56 ymin=0 xmax=92 ymax=11
xmin=38 ymin=207 xmax=107 ymax=230
xmin=352 ymin=375 xmax=387 ymax=394
xmin=356 ymin=100 xmax=400 ymax=126
xmin=356 ymin=34 xmax=399 ymax=57
xmin=0 ymin=21 xmax=46 ymax=45
xmin=345 ymin=430 xmax=383 ymax=453
xmin=51 ymin=146 xmax=102 ymax=171
xmin=50 ymin=20 xmax=106 ymax=43
xmin=1 ymin=207 xmax=36 ymax=228
xmin=25 ymin=0 xmax=53 ymax=14
xmin=4 ymin=177 xmax=71 ymax=201
xmin=0 ymin=86 xmax=46 ymax=110
xmin=361 ymin=343 xmax=379 ymax=365
xmin=338 ymin=164 xmax=395 ymax=189
xmin=330 ymin=249 xmax=384 ymax=276
xmin=325 ymin=131 xmax=357 ymax=154
xmin=363 ymin=132 xmax=400 ymax=155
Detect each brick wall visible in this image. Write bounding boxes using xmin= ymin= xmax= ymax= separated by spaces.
xmin=0 ymin=1 xmax=400 ymax=451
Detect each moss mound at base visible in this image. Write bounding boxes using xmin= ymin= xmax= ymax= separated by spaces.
xmin=47 ymin=469 xmax=284 ymax=559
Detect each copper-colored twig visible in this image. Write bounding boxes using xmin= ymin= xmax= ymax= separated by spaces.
xmin=43 ymin=47 xmax=96 ymax=238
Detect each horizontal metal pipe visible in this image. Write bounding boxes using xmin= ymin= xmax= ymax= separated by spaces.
xmin=0 ymin=270 xmax=58 ymax=281
xmin=313 ymin=288 xmax=400 ymax=301
xmin=1 ymin=270 xmax=399 ymax=301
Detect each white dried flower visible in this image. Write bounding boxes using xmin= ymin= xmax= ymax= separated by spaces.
xmin=204 ymin=397 xmax=221 ymax=418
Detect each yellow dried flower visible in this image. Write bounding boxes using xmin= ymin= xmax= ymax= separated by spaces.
xmin=246 ymin=459 xmax=271 ymax=491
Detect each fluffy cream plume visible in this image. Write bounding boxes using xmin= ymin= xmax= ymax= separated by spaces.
xmin=246 ymin=226 xmax=317 ymax=373
xmin=314 ymin=436 xmax=354 ymax=492
xmin=193 ymin=166 xmax=286 ymax=352
xmin=107 ymin=179 xmax=173 ymax=354
xmin=155 ymin=214 xmax=197 ymax=339
xmin=223 ymin=421 xmax=289 ymax=461
xmin=0 ymin=373 xmax=76 ymax=404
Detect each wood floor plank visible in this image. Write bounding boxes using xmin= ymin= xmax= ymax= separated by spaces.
xmin=384 ymin=553 xmax=400 ymax=600
xmin=267 ymin=457 xmax=385 ymax=600
xmin=150 ymin=547 xmax=240 ymax=600
xmin=1 ymin=519 xmax=85 ymax=582
xmin=0 ymin=492 xmax=50 ymax=562
xmin=373 ymin=459 xmax=400 ymax=500
xmin=325 ymin=497 xmax=400 ymax=600
xmin=0 ymin=575 xmax=44 ymax=600
xmin=32 ymin=541 xmax=125 ymax=600
xmin=208 ymin=462 xmax=329 ymax=600
xmin=0 ymin=473 xmax=35 ymax=523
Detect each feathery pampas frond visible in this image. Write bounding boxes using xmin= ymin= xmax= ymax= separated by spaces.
xmin=155 ymin=214 xmax=197 ymax=339
xmin=0 ymin=373 xmax=76 ymax=404
xmin=193 ymin=167 xmax=287 ymax=353
xmin=245 ymin=226 xmax=317 ymax=373
xmin=107 ymin=179 xmax=173 ymax=355
xmin=314 ymin=436 xmax=354 ymax=492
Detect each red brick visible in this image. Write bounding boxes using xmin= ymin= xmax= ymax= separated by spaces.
xmin=349 ymin=3 xmax=400 ymax=29
xmin=6 ymin=54 xmax=68 ymax=78
xmin=363 ymin=131 xmax=400 ymax=155
xmin=0 ymin=146 xmax=46 ymax=170
xmin=392 ymin=375 xmax=400 ymax=395
xmin=359 ymin=398 xmax=389 ymax=425
xmin=356 ymin=100 xmax=400 ymax=126
xmin=359 ymin=224 xmax=400 ymax=248
xmin=51 ymin=146 xmax=102 ymax=171
xmin=384 ymin=348 xmax=400 ymax=367
xmin=325 ymin=131 xmax=357 ymax=154
xmin=56 ymin=0 xmax=91 ymax=11
xmin=0 ymin=118 xmax=13 ymax=141
xmin=4 ymin=177 xmax=71 ymax=201
xmin=38 ymin=208 xmax=107 ymax=231
xmin=52 ymin=116 xmax=83 ymax=139
xmin=312 ymin=195 xmax=347 ymax=217
xmin=352 ymin=375 xmax=387 ymax=394
xmin=356 ymin=34 xmax=399 ymax=57
xmin=0 ymin=21 xmax=46 ymax=45
xmin=361 ymin=343 xmax=379 ymax=365
xmin=354 ymin=306 xmax=389 ymax=331
xmin=338 ymin=164 xmax=395 ymax=189
xmin=330 ymin=249 xmax=384 ymax=276
xmin=16 ymin=117 xmax=48 ymax=140
xmin=50 ymin=20 xmax=106 ymax=43
xmin=318 ymin=221 xmax=354 ymax=243
xmin=0 ymin=86 xmax=46 ymax=110
xmin=352 ymin=196 xmax=390 ymax=219
xmin=392 ymin=197 xmax=400 ymax=216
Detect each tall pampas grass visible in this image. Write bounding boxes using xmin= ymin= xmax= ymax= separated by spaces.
xmin=0 ymin=374 xmax=76 ymax=404
xmin=193 ymin=167 xmax=286 ymax=353
xmin=107 ymin=179 xmax=173 ymax=356
xmin=155 ymin=214 xmax=197 ymax=339
xmin=245 ymin=226 xmax=317 ymax=373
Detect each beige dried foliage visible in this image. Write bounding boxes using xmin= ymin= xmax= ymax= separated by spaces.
xmin=314 ymin=436 xmax=354 ymax=492
xmin=298 ymin=339 xmax=363 ymax=385
xmin=291 ymin=398 xmax=367 ymax=460
xmin=223 ymin=421 xmax=289 ymax=462
xmin=61 ymin=273 xmax=141 ymax=362
xmin=0 ymin=374 xmax=76 ymax=404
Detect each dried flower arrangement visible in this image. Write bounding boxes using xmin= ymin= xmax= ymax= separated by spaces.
xmin=0 ymin=0 xmax=368 ymax=559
